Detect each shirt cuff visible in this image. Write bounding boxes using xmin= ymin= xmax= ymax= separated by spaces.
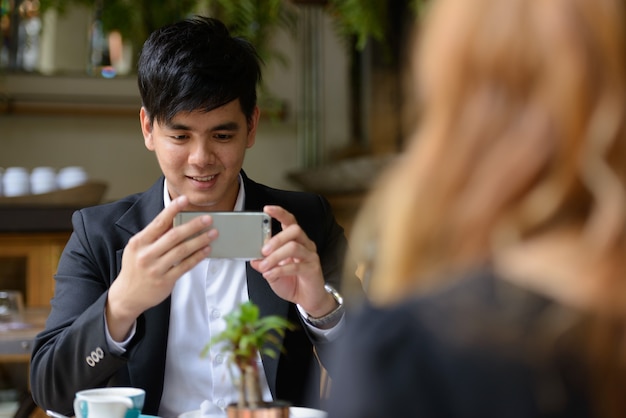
xmin=104 ymin=312 xmax=137 ymax=355
xmin=297 ymin=304 xmax=345 ymax=341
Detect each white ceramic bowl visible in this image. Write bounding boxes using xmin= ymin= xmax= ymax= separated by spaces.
xmin=2 ymin=167 xmax=30 ymax=196
xmin=57 ymin=166 xmax=88 ymax=189
xmin=30 ymin=166 xmax=57 ymax=194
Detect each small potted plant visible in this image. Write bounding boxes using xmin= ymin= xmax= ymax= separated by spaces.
xmin=202 ymin=301 xmax=295 ymax=417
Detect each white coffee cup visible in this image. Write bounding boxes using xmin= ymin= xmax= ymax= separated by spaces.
xmin=73 ymin=394 xmax=133 ymax=418
xmin=0 ymin=290 xmax=24 ymax=322
xmin=57 ymin=166 xmax=88 ymax=189
xmin=2 ymin=167 xmax=30 ymax=197
xmin=30 ymin=166 xmax=57 ymax=194
xmin=74 ymin=387 xmax=145 ymax=418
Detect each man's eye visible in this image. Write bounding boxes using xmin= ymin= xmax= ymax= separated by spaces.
xmin=170 ymin=134 xmax=188 ymax=140
xmin=215 ymin=133 xmax=232 ymax=140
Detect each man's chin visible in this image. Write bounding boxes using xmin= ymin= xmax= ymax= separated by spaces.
xmin=186 ymin=199 xmax=220 ymax=211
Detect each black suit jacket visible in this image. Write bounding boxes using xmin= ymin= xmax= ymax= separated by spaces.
xmin=30 ymin=172 xmax=351 ymax=416
xmin=327 ymin=268 xmax=593 ymax=418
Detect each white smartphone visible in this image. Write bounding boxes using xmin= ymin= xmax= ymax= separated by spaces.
xmin=173 ymin=211 xmax=272 ymax=260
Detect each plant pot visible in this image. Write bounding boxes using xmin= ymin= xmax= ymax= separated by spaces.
xmin=226 ymin=401 xmax=290 ymax=418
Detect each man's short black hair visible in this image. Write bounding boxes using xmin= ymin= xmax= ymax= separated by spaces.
xmin=137 ymin=16 xmax=262 ymax=126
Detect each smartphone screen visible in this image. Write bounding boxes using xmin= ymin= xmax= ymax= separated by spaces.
xmin=173 ymin=211 xmax=272 ymax=260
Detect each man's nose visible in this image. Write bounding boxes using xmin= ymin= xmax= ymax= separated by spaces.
xmin=189 ymin=142 xmax=216 ymax=165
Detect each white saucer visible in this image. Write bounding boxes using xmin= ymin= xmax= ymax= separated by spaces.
xmin=290 ymin=407 xmax=328 ymax=417
xmin=178 ymin=411 xmax=200 ymax=418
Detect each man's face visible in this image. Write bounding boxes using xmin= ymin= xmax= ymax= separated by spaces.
xmin=141 ymin=100 xmax=259 ymax=211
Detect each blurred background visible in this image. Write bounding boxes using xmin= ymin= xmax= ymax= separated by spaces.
xmin=0 ymin=3 xmax=424 ymax=415
xmin=0 ymin=0 xmax=425 ymax=214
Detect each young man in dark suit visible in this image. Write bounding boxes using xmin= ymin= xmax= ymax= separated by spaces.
xmin=30 ymin=16 xmax=354 ymax=418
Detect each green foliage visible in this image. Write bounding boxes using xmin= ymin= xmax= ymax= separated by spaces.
xmin=326 ymin=0 xmax=427 ymax=50
xmin=202 ymin=301 xmax=294 ymax=408
xmin=206 ymin=0 xmax=297 ymax=69
xmin=39 ymin=0 xmax=89 ymax=14
xmin=39 ymin=0 xmax=200 ymax=55
xmin=38 ymin=0 xmax=427 ymax=55
xmin=409 ymin=0 xmax=432 ymax=19
xmin=39 ymin=0 xmax=296 ymax=67
xmin=326 ymin=0 xmax=388 ymax=50
xmin=204 ymin=301 xmax=294 ymax=368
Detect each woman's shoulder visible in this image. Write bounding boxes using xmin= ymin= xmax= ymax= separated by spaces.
xmin=339 ymin=268 xmax=592 ymax=417
xmin=380 ymin=267 xmax=577 ymax=353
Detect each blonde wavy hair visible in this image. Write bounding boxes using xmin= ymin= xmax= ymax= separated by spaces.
xmin=347 ymin=4 xmax=626 ymax=412
xmin=352 ymin=0 xmax=626 ymax=307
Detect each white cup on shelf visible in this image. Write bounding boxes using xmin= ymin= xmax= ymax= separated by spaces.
xmin=57 ymin=166 xmax=88 ymax=189
xmin=30 ymin=166 xmax=58 ymax=194
xmin=0 ymin=290 xmax=24 ymax=322
xmin=2 ymin=167 xmax=30 ymax=197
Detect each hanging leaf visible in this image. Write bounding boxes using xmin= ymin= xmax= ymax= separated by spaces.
xmin=326 ymin=0 xmax=387 ymax=50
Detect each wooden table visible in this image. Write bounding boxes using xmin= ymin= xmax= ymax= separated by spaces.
xmin=0 ymin=206 xmax=74 ymax=417
xmin=0 ymin=308 xmax=48 ymax=358
xmin=0 ymin=308 xmax=50 ymax=418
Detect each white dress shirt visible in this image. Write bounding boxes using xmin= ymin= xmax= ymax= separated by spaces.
xmin=106 ymin=176 xmax=343 ymax=418
xmin=158 ymin=178 xmax=271 ymax=417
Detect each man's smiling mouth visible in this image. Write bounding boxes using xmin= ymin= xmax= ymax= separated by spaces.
xmin=190 ymin=175 xmax=216 ymax=182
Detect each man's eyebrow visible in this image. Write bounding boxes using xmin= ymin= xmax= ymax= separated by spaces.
xmin=212 ymin=121 xmax=240 ymax=131
xmin=165 ymin=121 xmax=240 ymax=131
xmin=167 ymin=122 xmax=191 ymax=130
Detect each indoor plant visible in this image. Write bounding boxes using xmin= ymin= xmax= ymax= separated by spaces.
xmin=202 ymin=301 xmax=295 ymax=417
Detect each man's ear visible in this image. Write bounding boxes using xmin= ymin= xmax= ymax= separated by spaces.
xmin=140 ymin=107 xmax=155 ymax=150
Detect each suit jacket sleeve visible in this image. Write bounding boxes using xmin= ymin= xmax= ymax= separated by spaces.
xmin=29 ymin=209 xmax=135 ymax=416
xmin=299 ymin=194 xmax=353 ymax=368
xmin=242 ymin=174 xmax=361 ymax=404
xmin=283 ymin=191 xmax=358 ymax=376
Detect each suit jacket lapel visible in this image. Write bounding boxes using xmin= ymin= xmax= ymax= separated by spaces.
xmin=242 ymin=171 xmax=290 ymax=397
xmin=111 ymin=177 xmax=171 ymax=412
xmin=116 ymin=177 xmax=165 ymax=237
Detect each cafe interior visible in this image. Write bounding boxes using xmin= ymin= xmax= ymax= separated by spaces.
xmin=0 ymin=1 xmax=419 ymax=417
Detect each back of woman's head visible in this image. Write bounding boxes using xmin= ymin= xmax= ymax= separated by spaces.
xmin=357 ymin=0 xmax=626 ymax=304
xmin=137 ymin=16 xmax=262 ymax=126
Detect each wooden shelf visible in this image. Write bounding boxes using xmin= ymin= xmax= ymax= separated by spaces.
xmin=0 ymin=232 xmax=70 ymax=308
xmin=0 ymin=233 xmax=68 ymax=417
xmin=0 ymin=74 xmax=141 ymax=117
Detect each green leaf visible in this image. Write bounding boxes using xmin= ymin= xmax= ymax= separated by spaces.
xmin=204 ymin=301 xmax=295 ymax=370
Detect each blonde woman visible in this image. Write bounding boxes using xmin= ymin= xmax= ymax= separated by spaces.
xmin=328 ymin=0 xmax=626 ymax=417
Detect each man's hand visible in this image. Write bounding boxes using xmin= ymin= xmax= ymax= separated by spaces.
xmin=250 ymin=205 xmax=338 ymax=319
xmin=106 ymin=195 xmax=216 ymax=341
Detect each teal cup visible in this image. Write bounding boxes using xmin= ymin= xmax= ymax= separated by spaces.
xmin=74 ymin=387 xmax=145 ymax=418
